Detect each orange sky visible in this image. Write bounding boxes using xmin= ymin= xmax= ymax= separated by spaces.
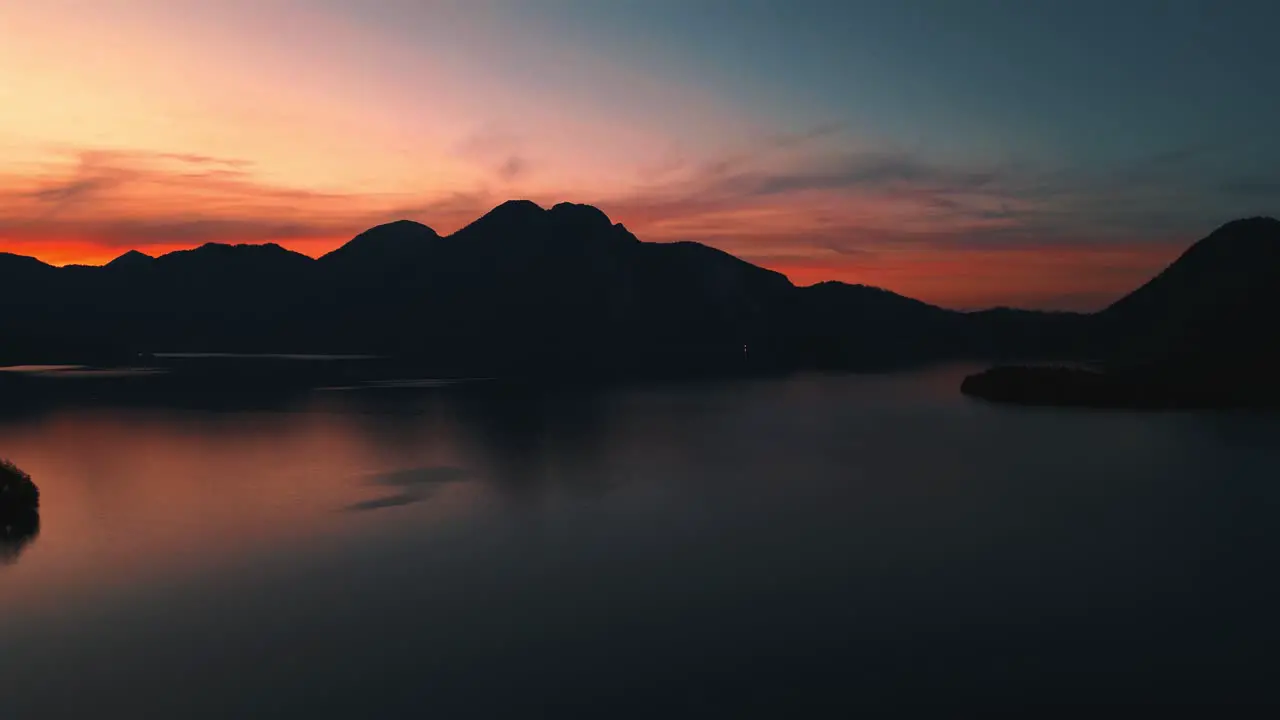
xmin=0 ymin=1 xmax=1227 ymax=310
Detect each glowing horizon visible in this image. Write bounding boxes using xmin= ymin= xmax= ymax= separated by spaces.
xmin=2 ymin=1 xmax=1275 ymax=310
xmin=0 ymin=197 xmax=1186 ymax=312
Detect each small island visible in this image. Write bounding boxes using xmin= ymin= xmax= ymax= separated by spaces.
xmin=1 ymin=459 xmax=41 ymax=564
xmin=961 ymin=365 xmax=1280 ymax=410
xmin=0 ymin=459 xmax=40 ymax=510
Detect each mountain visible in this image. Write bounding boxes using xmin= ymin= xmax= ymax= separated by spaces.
xmin=0 ymin=252 xmax=56 ymax=275
xmin=1099 ymin=216 xmax=1280 ymax=365
xmin=306 ymin=201 xmax=805 ymax=372
xmin=318 ymin=220 xmax=440 ymax=269
xmin=105 ymin=250 xmax=155 ymax=270
xmin=786 ymin=282 xmax=961 ymax=369
xmin=965 ymin=216 xmax=1280 ymax=408
xmin=22 ymin=200 xmax=1257 ymax=377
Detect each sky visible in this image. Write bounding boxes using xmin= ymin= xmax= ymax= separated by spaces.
xmin=1 ymin=0 xmax=1277 ymax=309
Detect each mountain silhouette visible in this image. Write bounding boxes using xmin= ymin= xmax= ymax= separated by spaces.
xmin=1099 ymin=216 xmax=1280 ymax=364
xmin=318 ymin=220 xmax=440 ymax=268
xmin=0 ymin=200 xmax=996 ymax=374
xmin=105 ymin=249 xmax=155 ymax=270
xmin=4 ymin=202 xmax=1272 ymax=384
xmin=965 ymin=216 xmax=1280 ymax=407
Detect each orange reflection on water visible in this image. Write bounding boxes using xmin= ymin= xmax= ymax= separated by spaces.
xmin=0 ymin=403 xmax=483 ymax=610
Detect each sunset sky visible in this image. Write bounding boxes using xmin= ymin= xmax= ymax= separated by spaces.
xmin=2 ymin=0 xmax=1277 ymax=309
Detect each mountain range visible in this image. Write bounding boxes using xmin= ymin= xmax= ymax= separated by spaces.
xmin=1 ymin=201 xmax=1276 ymax=378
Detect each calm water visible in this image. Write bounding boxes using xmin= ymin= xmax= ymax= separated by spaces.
xmin=2 ymin=365 xmax=1279 ymax=715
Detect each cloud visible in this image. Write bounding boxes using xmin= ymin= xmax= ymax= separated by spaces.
xmin=452 ymin=126 xmax=534 ymax=183
xmin=0 ymin=147 xmax=505 ymax=253
xmin=1220 ymin=175 xmax=1280 ymax=198
xmin=496 ymin=155 xmax=527 ymax=181
xmin=764 ymin=122 xmax=845 ymax=150
xmin=712 ymin=151 xmax=1001 ymax=197
xmin=633 ymin=122 xmax=848 ymax=188
xmin=151 ymin=152 xmax=251 ymax=168
xmin=554 ymin=141 xmax=1269 ymax=309
xmin=25 ymin=174 xmax=122 ymax=206
xmin=596 ymin=141 xmax=1269 ymax=254
xmin=0 ymin=136 xmax=1270 ymax=310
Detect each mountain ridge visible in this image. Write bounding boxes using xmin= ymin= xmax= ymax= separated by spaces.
xmin=0 ymin=203 xmax=1275 ymax=377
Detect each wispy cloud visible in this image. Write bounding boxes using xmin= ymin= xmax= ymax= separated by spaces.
xmin=0 ymin=147 xmax=504 ymax=254
xmin=567 ymin=141 xmax=1272 ymax=309
xmin=600 ymin=141 xmax=1272 ymax=249
xmin=496 ymin=154 xmax=528 ymax=181
xmin=0 ymin=136 xmax=1273 ymax=310
xmin=452 ymin=126 xmax=535 ymax=184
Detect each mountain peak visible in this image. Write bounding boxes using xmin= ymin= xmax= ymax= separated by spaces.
xmin=363 ymin=219 xmax=438 ymax=235
xmin=549 ymin=202 xmax=615 ymax=230
xmin=1198 ymin=216 xmax=1280 ymax=252
xmin=105 ymin=249 xmax=155 ymax=269
xmin=450 ymin=199 xmax=549 ymax=240
xmin=1168 ymin=215 xmax=1280 ymax=267
xmin=0 ymin=252 xmax=53 ymax=272
xmin=345 ymin=219 xmax=440 ymax=244
xmin=322 ymin=221 xmax=437 ymax=254
xmin=155 ymin=242 xmax=315 ymax=270
xmin=1102 ymin=216 xmax=1280 ymax=347
xmin=492 ymin=199 xmax=544 ymax=215
xmin=185 ymin=241 xmax=289 ymax=254
xmin=452 ymin=199 xmax=639 ymax=250
xmin=322 ymin=220 xmax=439 ymax=264
xmin=474 ymin=199 xmax=546 ymax=225
xmin=1210 ymin=215 xmax=1280 ymax=234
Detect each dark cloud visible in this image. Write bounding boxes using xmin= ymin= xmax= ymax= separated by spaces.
xmin=8 ymin=148 xmax=346 ymax=209
xmin=0 ymin=216 xmax=358 ymax=248
xmin=452 ymin=126 xmax=535 ymax=183
xmin=1220 ymin=175 xmax=1280 ymax=198
xmin=655 ymin=123 xmax=849 ymax=188
xmin=496 ymin=155 xmax=528 ymax=181
xmin=151 ymin=152 xmax=251 ymax=168
xmin=18 ymin=151 xmax=143 ymax=211
xmin=712 ymin=151 xmax=1001 ymax=197
xmin=25 ymin=175 xmax=122 ymax=205
xmin=765 ymin=122 xmax=845 ymax=150
xmin=94 ymin=219 xmax=334 ymax=244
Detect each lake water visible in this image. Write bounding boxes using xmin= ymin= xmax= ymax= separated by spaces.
xmin=2 ymin=365 xmax=1279 ymax=715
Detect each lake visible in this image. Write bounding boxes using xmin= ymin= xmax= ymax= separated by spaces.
xmin=2 ymin=364 xmax=1279 ymax=715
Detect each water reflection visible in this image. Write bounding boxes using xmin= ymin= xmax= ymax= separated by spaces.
xmin=342 ymin=493 xmax=425 ymax=512
xmin=447 ymin=386 xmax=622 ymax=501
xmin=370 ymin=466 xmax=472 ymax=487
xmin=313 ymin=384 xmax=623 ymax=502
xmin=0 ymin=381 xmax=647 ymax=604
xmin=0 ymin=507 xmax=39 ymax=565
xmin=2 ymin=367 xmax=1280 ymax=714
xmin=345 ymin=465 xmax=473 ymax=512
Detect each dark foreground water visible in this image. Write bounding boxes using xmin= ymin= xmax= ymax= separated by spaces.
xmin=2 ymin=365 xmax=1279 ymax=715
